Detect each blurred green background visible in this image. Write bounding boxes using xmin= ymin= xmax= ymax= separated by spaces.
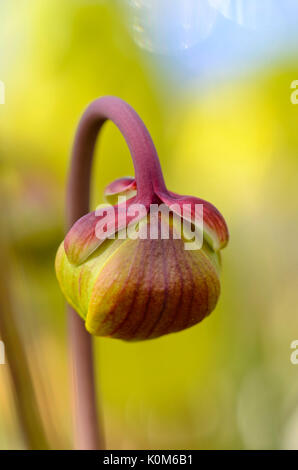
xmin=1 ymin=0 xmax=298 ymax=450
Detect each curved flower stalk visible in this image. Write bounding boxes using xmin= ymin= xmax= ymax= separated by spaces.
xmin=56 ymin=96 xmax=229 ymax=344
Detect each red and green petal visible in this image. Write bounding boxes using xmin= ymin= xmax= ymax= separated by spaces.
xmin=86 ymin=222 xmax=220 ymax=341
xmin=158 ymin=190 xmax=229 ymax=252
xmin=55 ymin=237 xmax=127 ymax=319
xmin=64 ymin=197 xmax=147 ymax=266
xmin=104 ymin=176 xmax=137 ymax=204
xmin=104 ymin=178 xmax=229 ymax=251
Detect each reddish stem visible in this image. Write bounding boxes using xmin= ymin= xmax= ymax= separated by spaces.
xmin=67 ymin=306 xmax=103 ymax=449
xmin=67 ymin=96 xmax=163 ymax=449
xmin=69 ymin=96 xmax=166 ymax=207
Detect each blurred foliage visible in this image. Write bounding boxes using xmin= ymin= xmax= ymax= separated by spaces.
xmin=1 ymin=0 xmax=298 ymax=450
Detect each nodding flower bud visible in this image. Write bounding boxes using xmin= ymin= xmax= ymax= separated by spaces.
xmin=55 ymin=97 xmax=229 ymax=341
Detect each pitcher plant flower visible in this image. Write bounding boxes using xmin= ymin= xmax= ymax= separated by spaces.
xmin=55 ymin=96 xmax=229 ymax=342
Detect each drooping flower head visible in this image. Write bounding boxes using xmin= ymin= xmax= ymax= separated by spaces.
xmin=55 ymin=96 xmax=229 ymax=341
